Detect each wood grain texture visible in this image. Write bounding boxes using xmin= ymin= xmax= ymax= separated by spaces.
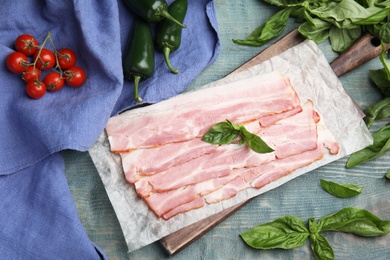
xmin=159 ymin=29 xmax=390 ymax=256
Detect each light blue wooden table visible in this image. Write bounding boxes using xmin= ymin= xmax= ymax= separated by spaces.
xmin=63 ymin=1 xmax=390 ymax=259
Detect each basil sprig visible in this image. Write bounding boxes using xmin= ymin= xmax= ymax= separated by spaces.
xmin=240 ymin=207 xmax=390 ymax=260
xmin=201 ymin=119 xmax=274 ymax=154
xmin=320 ymin=179 xmax=363 ymax=198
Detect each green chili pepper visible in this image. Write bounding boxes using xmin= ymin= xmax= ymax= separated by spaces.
xmin=123 ymin=17 xmax=155 ymax=103
xmin=122 ymin=0 xmax=186 ymax=28
xmin=155 ymin=0 xmax=188 ymax=74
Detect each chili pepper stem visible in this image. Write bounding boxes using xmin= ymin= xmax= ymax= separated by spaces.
xmin=133 ymin=75 xmax=143 ymax=103
xmin=160 ymin=9 xmax=187 ymax=28
xmin=163 ymin=47 xmax=179 ymax=74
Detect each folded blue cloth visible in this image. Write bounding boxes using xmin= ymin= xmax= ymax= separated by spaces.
xmin=0 ymin=0 xmax=220 ymax=258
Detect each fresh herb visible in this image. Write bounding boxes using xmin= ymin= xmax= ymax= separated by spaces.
xmin=240 ymin=207 xmax=390 ymax=260
xmin=201 ymin=119 xmax=274 ymax=154
xmin=346 ymin=123 xmax=390 ymax=168
xmin=320 ymin=179 xmax=363 ymax=198
xmin=240 ymin=216 xmax=309 ymax=249
xmin=386 ymin=170 xmax=390 ymax=179
xmin=364 ymin=97 xmax=390 ymax=129
xmin=317 ymin=207 xmax=390 ymax=236
xmin=233 ymin=8 xmax=292 ymax=47
xmin=234 ymin=0 xmax=390 ymax=53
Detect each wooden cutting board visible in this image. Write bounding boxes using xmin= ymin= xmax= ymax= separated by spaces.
xmin=159 ymin=29 xmax=389 ymax=255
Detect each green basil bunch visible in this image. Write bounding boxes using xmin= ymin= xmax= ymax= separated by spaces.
xmin=240 ymin=207 xmax=390 ymax=260
xmin=234 ymin=0 xmax=390 ymax=53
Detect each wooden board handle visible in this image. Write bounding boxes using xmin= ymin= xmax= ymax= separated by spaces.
xmin=331 ymin=33 xmax=389 ymax=77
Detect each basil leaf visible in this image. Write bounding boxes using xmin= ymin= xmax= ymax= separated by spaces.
xmin=310 ymin=233 xmax=335 ymax=260
xmin=386 ymin=170 xmax=390 ymax=180
xmin=369 ymin=68 xmax=390 ymax=97
xmin=364 ymin=97 xmax=390 ymax=128
xmin=346 ymin=124 xmax=390 ymax=168
xmin=233 ymin=8 xmax=291 ymax=47
xmin=354 ymin=7 xmax=390 ymax=25
xmin=201 ymin=121 xmax=239 ymax=145
xmin=298 ymin=18 xmax=332 ymax=43
xmin=310 ymin=0 xmax=372 ymax=22
xmin=329 ymin=26 xmax=361 ymax=53
xmin=245 ymin=24 xmax=265 ymax=42
xmin=240 ymin=126 xmax=274 ymax=153
xmin=240 ymin=216 xmax=309 ymax=249
xmin=380 ymin=22 xmax=390 ymax=44
xmin=318 ymin=207 xmax=390 ymax=236
xmin=320 ymin=179 xmax=363 ymax=198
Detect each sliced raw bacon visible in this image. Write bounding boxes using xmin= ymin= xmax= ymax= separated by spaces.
xmin=162 ymin=196 xmax=205 ymax=220
xmin=106 ymin=71 xmax=301 ymax=152
xmin=121 ymin=138 xmax=218 ymax=183
xmin=121 ymin=101 xmax=316 ymax=186
xmin=258 ymin=100 xmax=319 ymax=159
xmin=132 ymin=100 xmax=321 ymax=200
xmin=143 ymin=186 xmax=198 ymax=218
xmin=259 ymin=105 xmax=302 ymax=127
xmin=204 ymin=144 xmax=325 ymax=204
xmin=136 ymin=145 xmax=275 ymax=197
xmin=251 ymin=145 xmax=324 ymax=189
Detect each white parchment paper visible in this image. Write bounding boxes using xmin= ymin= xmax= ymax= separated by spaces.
xmin=88 ymin=40 xmax=373 ymax=252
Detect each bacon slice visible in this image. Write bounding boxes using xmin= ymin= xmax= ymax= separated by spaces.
xmin=258 ymin=100 xmax=318 ymax=159
xmin=162 ymin=196 xmax=205 ymax=220
xmin=121 ymin=138 xmax=218 ymax=183
xmin=106 ymin=71 xmax=301 ymax=152
xmin=204 ymin=145 xmax=325 ymax=204
xmin=143 ymin=186 xmax=198 ymax=218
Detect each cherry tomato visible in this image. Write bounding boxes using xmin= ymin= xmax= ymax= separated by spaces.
xmin=26 ymin=80 xmax=46 ymax=99
xmin=6 ymin=52 xmax=29 ymax=73
xmin=56 ymin=48 xmax=77 ymax=69
xmin=22 ymin=66 xmax=41 ymax=82
xmin=64 ymin=66 xmax=86 ymax=87
xmin=33 ymin=48 xmax=55 ymax=70
xmin=43 ymin=71 xmax=64 ymax=92
xmin=15 ymin=34 xmax=39 ymax=56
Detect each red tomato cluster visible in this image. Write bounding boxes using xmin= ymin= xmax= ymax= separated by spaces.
xmin=5 ymin=33 xmax=87 ymax=99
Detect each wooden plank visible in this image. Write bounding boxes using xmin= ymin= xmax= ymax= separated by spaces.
xmin=159 ymin=29 xmax=389 ymax=255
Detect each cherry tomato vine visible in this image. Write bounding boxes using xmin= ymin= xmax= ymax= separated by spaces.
xmin=5 ymin=32 xmax=87 ymax=99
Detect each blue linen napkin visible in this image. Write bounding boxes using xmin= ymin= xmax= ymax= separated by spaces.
xmin=0 ymin=0 xmax=220 ymax=258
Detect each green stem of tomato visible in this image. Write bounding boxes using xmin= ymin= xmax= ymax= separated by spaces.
xmin=47 ymin=32 xmax=64 ymax=74
xmin=32 ymin=32 xmax=63 ymax=79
